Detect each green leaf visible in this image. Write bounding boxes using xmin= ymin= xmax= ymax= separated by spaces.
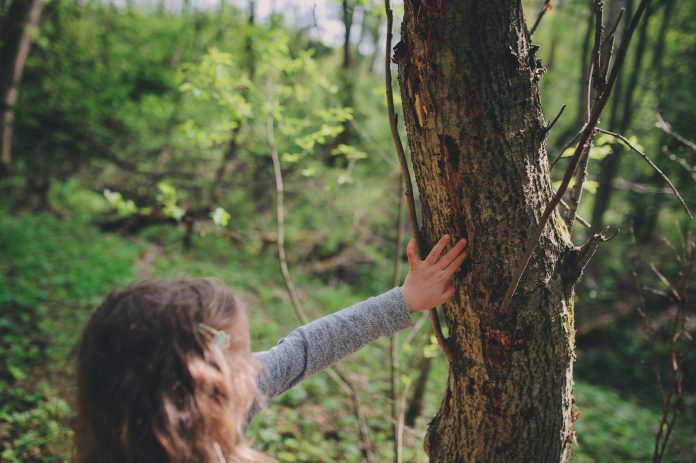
xmin=211 ymin=207 xmax=231 ymax=227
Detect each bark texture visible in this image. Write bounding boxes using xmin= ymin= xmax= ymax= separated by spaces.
xmin=395 ymin=1 xmax=582 ymax=461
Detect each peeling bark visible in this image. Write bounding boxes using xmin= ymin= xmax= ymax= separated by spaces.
xmin=395 ymin=1 xmax=584 ymax=460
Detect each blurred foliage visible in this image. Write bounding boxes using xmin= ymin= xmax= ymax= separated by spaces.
xmin=0 ymin=0 xmax=695 ymax=461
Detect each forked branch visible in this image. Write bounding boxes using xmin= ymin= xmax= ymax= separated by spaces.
xmin=499 ymin=0 xmax=654 ymax=312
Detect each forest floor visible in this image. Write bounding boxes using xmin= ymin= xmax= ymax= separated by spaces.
xmin=1 ymin=209 xmax=695 ymax=462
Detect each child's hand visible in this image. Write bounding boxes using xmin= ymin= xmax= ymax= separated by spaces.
xmin=400 ymin=235 xmax=469 ymax=313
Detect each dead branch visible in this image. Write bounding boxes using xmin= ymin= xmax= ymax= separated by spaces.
xmin=640 ymin=231 xmax=695 ymax=463
xmin=529 ymin=0 xmax=554 ymax=36
xmin=385 ymin=0 xmax=451 ymax=362
xmin=499 ymin=0 xmax=655 ymax=312
xmin=559 ymin=198 xmax=591 ymax=228
xmin=656 ymin=113 xmax=696 ymax=153
xmin=390 ymin=179 xmax=406 ymax=463
xmin=266 ymin=102 xmax=373 ymax=462
xmin=550 ymin=130 xmax=582 ymax=171
xmin=564 ymin=226 xmax=614 ymax=285
xmin=597 ymin=127 xmax=693 ymax=219
xmin=590 ymin=0 xmax=605 ymax=92
xmin=543 ymin=104 xmax=566 ymax=134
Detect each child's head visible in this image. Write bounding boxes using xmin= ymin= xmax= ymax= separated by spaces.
xmin=72 ymin=278 xmax=264 ymax=463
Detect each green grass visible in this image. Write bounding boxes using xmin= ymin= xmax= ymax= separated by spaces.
xmin=0 ymin=210 xmax=141 ymax=462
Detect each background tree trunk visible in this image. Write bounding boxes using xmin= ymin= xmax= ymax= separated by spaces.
xmin=395 ymin=1 xmax=584 ymax=460
xmin=0 ymin=0 xmax=44 ymax=180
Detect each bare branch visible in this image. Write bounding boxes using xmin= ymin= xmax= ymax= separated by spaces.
xmin=598 ymin=127 xmax=693 ymax=219
xmin=566 ymin=226 xmax=614 ymax=283
xmin=390 ymin=179 xmax=406 ymax=463
xmin=656 ymin=113 xmax=696 ymax=153
xmin=599 ymin=9 xmax=624 ymax=84
xmin=559 ymin=198 xmax=592 ymax=228
xmin=603 ymin=8 xmax=626 ymax=47
xmin=543 ymin=104 xmax=566 ymax=134
xmin=385 ymin=0 xmax=451 ymax=361
xmin=649 ymin=262 xmax=680 ymax=302
xmin=499 ymin=0 xmax=654 ymax=312
xmin=267 ymin=102 xmax=374 ymax=462
xmin=549 ymin=130 xmax=582 ymax=171
xmin=590 ymin=0 xmax=605 ymax=92
xmin=529 ymin=0 xmax=554 ymax=37
xmin=564 ymin=143 xmax=591 ymax=230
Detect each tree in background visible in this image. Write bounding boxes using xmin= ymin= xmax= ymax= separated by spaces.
xmin=0 ymin=0 xmax=44 ymax=180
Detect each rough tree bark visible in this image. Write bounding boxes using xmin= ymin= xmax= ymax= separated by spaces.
xmin=395 ymin=1 xmax=586 ymax=461
xmin=0 ymin=0 xmax=44 ymax=180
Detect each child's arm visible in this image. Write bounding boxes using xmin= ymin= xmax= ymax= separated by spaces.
xmin=252 ymin=235 xmax=468 ymax=401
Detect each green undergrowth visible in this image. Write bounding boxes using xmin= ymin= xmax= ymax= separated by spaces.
xmin=0 ymin=208 xmax=141 ymax=462
xmin=572 ymin=382 xmax=696 ymax=462
xmin=1 ymin=209 xmax=694 ymax=462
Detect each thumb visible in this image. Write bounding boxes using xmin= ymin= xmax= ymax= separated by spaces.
xmin=406 ymin=239 xmax=418 ymax=269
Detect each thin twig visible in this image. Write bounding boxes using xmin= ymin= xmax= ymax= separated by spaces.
xmin=549 ymin=130 xmax=582 ymax=171
xmin=599 ymin=9 xmax=624 ymax=89
xmin=499 ymin=0 xmax=654 ymax=312
xmin=602 ymin=8 xmax=626 ymax=47
xmin=631 ymin=227 xmax=665 ymax=406
xmin=529 ymin=0 xmax=553 ymax=36
xmin=544 ymin=104 xmax=566 ymax=134
xmin=564 ymin=140 xmax=591 ymax=229
xmin=267 ymin=101 xmax=373 ymax=462
xmin=559 ymin=198 xmax=591 ymax=227
xmin=385 ymin=0 xmax=451 ymax=361
xmin=390 ymin=179 xmax=406 ymax=463
xmin=656 ymin=113 xmax=696 ymax=153
xmin=597 ymin=127 xmax=693 ymax=219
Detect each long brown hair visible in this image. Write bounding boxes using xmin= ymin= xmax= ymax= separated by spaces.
xmin=72 ymin=278 xmax=270 ymax=463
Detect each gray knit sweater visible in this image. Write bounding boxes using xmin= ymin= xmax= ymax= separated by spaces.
xmin=249 ymin=287 xmax=412 ymax=418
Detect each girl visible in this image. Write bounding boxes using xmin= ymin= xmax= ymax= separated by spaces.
xmin=71 ymin=235 xmax=468 ymax=462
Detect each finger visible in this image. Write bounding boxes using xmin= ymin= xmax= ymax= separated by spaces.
xmin=442 ymin=246 xmax=469 ymax=276
xmin=435 ymin=238 xmax=468 ymax=270
xmin=424 ymin=234 xmax=451 ymax=265
xmin=406 ymin=239 xmax=418 ymax=269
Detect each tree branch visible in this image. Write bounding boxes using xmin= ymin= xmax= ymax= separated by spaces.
xmin=529 ymin=0 xmax=554 ymax=37
xmin=656 ymin=113 xmax=696 ymax=153
xmin=266 ymin=101 xmax=374 ymax=462
xmin=597 ymin=127 xmax=693 ymax=219
xmin=385 ymin=0 xmax=451 ymax=362
xmin=390 ymin=179 xmax=406 ymax=463
xmin=498 ymin=0 xmax=654 ymax=312
xmin=560 ymin=198 xmax=591 ymax=228
xmin=543 ymin=104 xmax=566 ymax=134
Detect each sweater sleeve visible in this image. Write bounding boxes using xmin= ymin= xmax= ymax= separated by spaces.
xmin=251 ymin=287 xmax=412 ymax=401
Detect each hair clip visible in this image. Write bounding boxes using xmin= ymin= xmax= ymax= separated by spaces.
xmin=197 ymin=323 xmax=231 ymax=349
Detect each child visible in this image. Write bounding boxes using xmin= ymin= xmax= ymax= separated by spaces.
xmin=71 ymin=235 xmax=468 ymax=463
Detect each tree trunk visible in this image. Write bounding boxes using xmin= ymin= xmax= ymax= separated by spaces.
xmin=0 ymin=0 xmax=44 ymax=180
xmin=395 ymin=2 xmax=583 ymax=460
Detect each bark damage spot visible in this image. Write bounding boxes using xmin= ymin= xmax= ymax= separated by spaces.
xmin=438 ymin=134 xmax=467 ymax=238
xmin=482 ymin=328 xmax=527 ymax=371
xmin=404 ymin=59 xmax=432 ymax=128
